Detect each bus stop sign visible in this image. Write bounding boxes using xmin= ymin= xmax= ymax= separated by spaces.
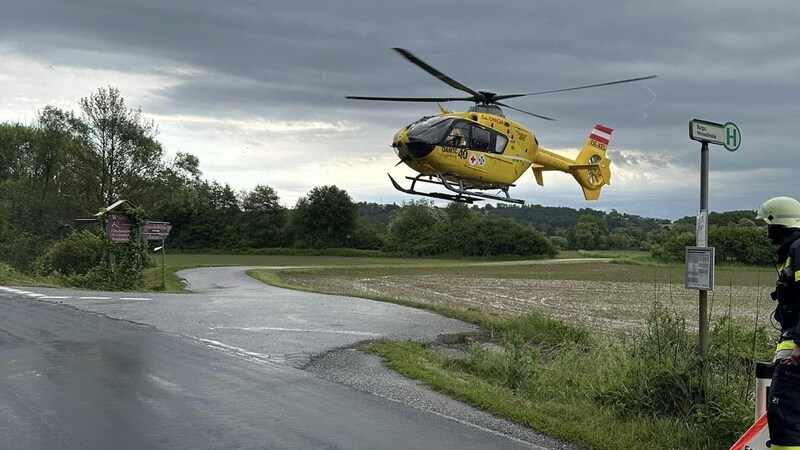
xmin=689 ymin=118 xmax=741 ymax=151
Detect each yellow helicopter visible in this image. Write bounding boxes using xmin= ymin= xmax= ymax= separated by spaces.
xmin=347 ymin=48 xmax=656 ymax=204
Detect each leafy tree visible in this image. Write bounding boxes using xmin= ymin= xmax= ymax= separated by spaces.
xmin=651 ymin=220 xmax=772 ymax=265
xmin=436 ymin=202 xmax=480 ymax=255
xmin=31 ymin=106 xmax=93 ymax=235
xmin=709 ymin=226 xmax=772 ymax=265
xmin=567 ymin=214 xmax=609 ymax=250
xmin=349 ymin=218 xmax=387 ymax=250
xmin=469 ymin=218 xmax=557 ymax=258
xmin=239 ymin=185 xmax=288 ymax=248
xmin=74 ymin=86 xmax=164 ymax=206
xmin=385 ymin=200 xmax=443 ymax=255
xmin=356 ymin=202 xmax=401 ymax=226
xmin=386 ymin=201 xmax=555 ymax=258
xmin=183 ymin=181 xmax=241 ymax=249
xmin=288 ymin=185 xmax=358 ymax=248
xmin=651 ymin=231 xmax=695 ymax=262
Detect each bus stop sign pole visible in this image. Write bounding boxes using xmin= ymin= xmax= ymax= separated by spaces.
xmin=687 ymin=118 xmax=740 ymax=385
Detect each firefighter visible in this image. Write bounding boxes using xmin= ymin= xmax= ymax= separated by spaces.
xmin=756 ymin=196 xmax=800 ymax=449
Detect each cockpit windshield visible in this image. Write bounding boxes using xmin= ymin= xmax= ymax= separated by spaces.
xmin=407 ymin=117 xmax=453 ymax=143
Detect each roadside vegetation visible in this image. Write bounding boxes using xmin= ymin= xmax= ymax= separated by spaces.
xmin=368 ymin=308 xmax=769 ymax=450
xmin=262 ymin=261 xmax=775 ymax=450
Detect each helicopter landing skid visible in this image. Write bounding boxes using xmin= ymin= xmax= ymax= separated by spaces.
xmin=388 ymin=173 xmax=525 ymax=204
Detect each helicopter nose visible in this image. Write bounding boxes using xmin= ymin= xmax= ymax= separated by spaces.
xmin=396 ymin=138 xmax=435 ymax=159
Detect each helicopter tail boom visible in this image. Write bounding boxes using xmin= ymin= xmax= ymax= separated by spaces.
xmin=530 ymin=124 xmax=613 ymax=200
xmin=571 ymin=124 xmax=612 ymax=200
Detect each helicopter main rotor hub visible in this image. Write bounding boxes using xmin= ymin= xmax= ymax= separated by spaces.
xmin=476 ymin=90 xmax=497 ymax=105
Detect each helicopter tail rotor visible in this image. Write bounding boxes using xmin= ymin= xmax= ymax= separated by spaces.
xmin=570 ymin=124 xmax=613 ymax=200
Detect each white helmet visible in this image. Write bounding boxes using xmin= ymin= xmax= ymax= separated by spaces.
xmin=756 ymin=197 xmax=800 ymax=228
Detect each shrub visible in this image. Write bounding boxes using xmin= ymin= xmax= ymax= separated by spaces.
xmin=64 ymin=265 xmax=113 ymax=290
xmin=596 ymin=303 xmax=772 ymax=444
xmin=34 ymin=231 xmax=104 ymax=276
xmin=0 ymin=261 xmax=24 ymax=283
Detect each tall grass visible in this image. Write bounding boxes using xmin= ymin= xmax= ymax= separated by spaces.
xmin=595 ymin=302 xmax=772 ymax=446
xmin=371 ymin=304 xmax=772 ymax=449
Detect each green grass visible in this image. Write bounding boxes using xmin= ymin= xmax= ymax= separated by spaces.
xmin=365 ymin=304 xmax=762 ymax=450
xmin=577 ymin=249 xmax=657 ymax=264
xmin=155 ymin=252 xmax=470 ymax=267
xmin=368 ymin=339 xmax=709 ymax=450
xmin=0 ymin=262 xmax=58 ymax=287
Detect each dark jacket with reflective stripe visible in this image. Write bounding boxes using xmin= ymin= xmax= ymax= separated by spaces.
xmin=774 ymin=231 xmax=800 ymax=345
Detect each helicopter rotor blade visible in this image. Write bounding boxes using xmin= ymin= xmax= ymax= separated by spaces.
xmin=392 ymin=48 xmax=483 ymax=99
xmin=346 ymin=95 xmax=476 ymax=103
xmin=493 ymin=75 xmax=658 ymax=101
xmin=494 ymin=102 xmax=556 ymax=121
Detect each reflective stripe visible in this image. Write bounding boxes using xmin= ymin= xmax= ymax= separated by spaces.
xmin=776 ymin=349 xmax=794 ymax=362
xmin=771 ymin=445 xmax=800 ymax=449
xmin=780 ymin=257 xmax=792 ymax=272
xmin=776 ymin=340 xmax=797 ymax=354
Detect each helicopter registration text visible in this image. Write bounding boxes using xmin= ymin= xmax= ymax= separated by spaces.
xmin=589 ymin=140 xmax=607 ymax=151
xmin=441 ymin=146 xmax=468 ymax=159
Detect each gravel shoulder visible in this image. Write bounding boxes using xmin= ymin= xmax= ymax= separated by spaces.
xmin=305 ymin=346 xmax=580 ymax=450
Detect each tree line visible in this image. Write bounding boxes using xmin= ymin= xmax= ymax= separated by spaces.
xmin=0 ymin=87 xmax=776 ymax=288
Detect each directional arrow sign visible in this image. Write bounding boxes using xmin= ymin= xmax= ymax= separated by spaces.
xmin=689 ymin=119 xmax=741 ymax=151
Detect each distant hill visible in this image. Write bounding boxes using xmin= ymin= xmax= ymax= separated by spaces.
xmin=357 ymin=201 xmax=671 ymax=235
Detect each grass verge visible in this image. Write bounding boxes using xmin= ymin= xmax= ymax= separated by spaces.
xmin=367 ymin=339 xmax=693 ymax=450
xmin=366 ymin=307 xmax=766 ymax=450
xmin=0 ymin=262 xmax=58 ymax=287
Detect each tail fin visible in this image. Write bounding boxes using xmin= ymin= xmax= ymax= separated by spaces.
xmin=570 ymin=124 xmax=613 ymax=200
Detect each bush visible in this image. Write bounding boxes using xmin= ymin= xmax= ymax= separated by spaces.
xmin=0 ymin=227 xmax=48 ymax=272
xmin=0 ymin=261 xmax=25 ymax=283
xmin=34 ymin=231 xmax=104 ymax=276
xmin=64 ymin=265 xmax=114 ymax=290
xmin=596 ymin=303 xmax=772 ymax=444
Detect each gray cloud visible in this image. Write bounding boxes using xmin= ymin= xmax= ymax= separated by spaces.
xmin=1 ymin=0 xmax=798 ymax=218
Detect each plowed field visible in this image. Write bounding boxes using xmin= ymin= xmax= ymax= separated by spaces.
xmin=274 ymin=261 xmax=777 ymax=335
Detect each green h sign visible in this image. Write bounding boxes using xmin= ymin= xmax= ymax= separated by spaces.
xmin=689 ymin=119 xmax=741 ymax=152
xmin=724 ymin=122 xmax=740 ymax=152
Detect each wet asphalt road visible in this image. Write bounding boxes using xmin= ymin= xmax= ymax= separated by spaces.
xmin=0 ymin=267 xmax=558 ymax=449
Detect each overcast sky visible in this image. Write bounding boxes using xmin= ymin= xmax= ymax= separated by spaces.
xmin=2 ymin=0 xmax=798 ymax=219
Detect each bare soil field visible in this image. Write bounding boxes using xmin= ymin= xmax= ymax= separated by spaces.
xmin=275 ymin=261 xmax=779 ymax=335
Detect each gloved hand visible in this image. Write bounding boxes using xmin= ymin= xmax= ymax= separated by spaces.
xmin=782 ymin=345 xmax=800 ymax=366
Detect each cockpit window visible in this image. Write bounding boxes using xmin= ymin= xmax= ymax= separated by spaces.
xmin=407 ymin=117 xmax=453 ymax=143
xmin=471 ymin=127 xmax=490 ymax=151
xmin=494 ymin=135 xmax=508 ymax=153
xmin=444 ymin=122 xmax=470 ymax=147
